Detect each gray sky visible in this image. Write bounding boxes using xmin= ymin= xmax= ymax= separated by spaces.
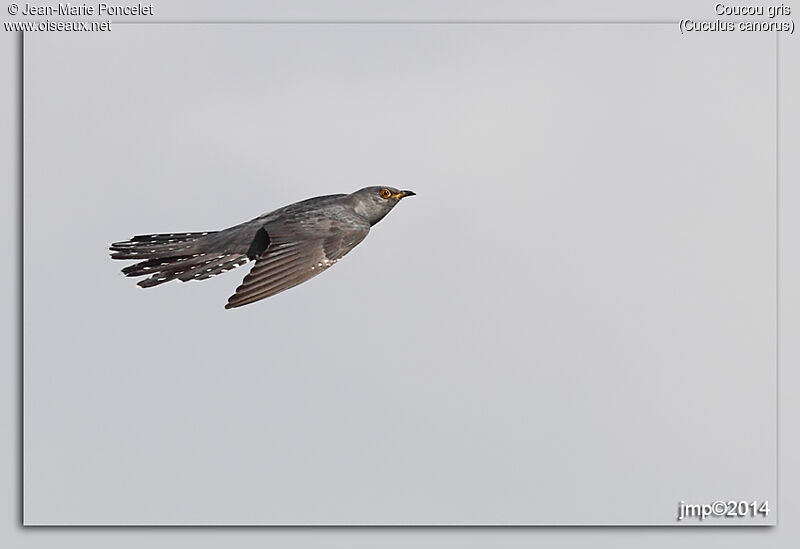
xmin=23 ymin=21 xmax=775 ymax=525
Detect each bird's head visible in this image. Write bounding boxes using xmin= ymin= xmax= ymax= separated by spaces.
xmin=349 ymin=186 xmax=416 ymax=226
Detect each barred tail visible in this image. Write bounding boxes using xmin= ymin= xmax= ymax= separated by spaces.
xmin=110 ymin=231 xmax=248 ymax=288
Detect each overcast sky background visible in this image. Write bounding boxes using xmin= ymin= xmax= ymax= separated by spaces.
xmin=23 ymin=23 xmax=775 ymax=524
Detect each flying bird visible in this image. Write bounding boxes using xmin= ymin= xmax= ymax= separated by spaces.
xmin=110 ymin=186 xmax=416 ymax=309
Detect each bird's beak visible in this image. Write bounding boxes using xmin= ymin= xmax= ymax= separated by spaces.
xmin=393 ymin=190 xmax=416 ymax=199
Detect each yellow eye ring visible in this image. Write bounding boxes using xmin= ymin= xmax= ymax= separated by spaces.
xmin=379 ymin=188 xmax=392 ymax=199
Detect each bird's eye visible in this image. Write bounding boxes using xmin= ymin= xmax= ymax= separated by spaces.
xmin=379 ymin=188 xmax=392 ymax=199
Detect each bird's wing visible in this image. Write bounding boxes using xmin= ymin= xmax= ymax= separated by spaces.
xmin=224 ymin=207 xmax=370 ymax=309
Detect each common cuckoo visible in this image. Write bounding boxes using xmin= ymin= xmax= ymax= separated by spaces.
xmin=110 ymin=186 xmax=416 ymax=309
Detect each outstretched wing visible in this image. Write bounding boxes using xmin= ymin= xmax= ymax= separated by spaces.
xmin=224 ymin=206 xmax=370 ymax=309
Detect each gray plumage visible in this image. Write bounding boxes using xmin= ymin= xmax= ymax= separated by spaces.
xmin=110 ymin=186 xmax=415 ymax=309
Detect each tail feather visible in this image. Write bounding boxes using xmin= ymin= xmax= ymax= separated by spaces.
xmin=129 ymin=232 xmax=213 ymax=243
xmin=181 ymin=255 xmax=250 ymax=281
xmin=110 ymin=231 xmax=249 ymax=287
xmin=110 ymin=231 xmax=215 ymax=259
xmin=121 ymin=256 xmax=191 ymax=276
